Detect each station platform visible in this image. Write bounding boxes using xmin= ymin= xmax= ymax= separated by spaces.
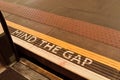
xmin=0 ymin=0 xmax=120 ymax=80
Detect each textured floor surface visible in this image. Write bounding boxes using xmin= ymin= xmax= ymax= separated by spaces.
xmin=1 ymin=0 xmax=120 ymax=62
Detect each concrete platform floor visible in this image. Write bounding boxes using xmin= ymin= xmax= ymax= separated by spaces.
xmin=3 ymin=0 xmax=120 ymax=31
xmin=2 ymin=0 xmax=120 ymax=62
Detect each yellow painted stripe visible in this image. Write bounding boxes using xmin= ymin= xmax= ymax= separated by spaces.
xmin=6 ymin=20 xmax=120 ymax=70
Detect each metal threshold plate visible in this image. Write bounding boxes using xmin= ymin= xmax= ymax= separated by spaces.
xmin=0 ymin=58 xmax=62 ymax=80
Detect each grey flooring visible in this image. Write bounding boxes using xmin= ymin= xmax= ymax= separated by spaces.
xmin=3 ymin=0 xmax=120 ymax=30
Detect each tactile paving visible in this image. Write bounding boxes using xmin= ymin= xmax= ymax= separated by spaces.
xmin=0 ymin=1 xmax=120 ymax=49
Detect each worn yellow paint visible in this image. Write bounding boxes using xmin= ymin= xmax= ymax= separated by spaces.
xmin=6 ymin=20 xmax=120 ymax=70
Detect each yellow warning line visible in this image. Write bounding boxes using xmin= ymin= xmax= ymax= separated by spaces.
xmin=6 ymin=20 xmax=120 ymax=70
